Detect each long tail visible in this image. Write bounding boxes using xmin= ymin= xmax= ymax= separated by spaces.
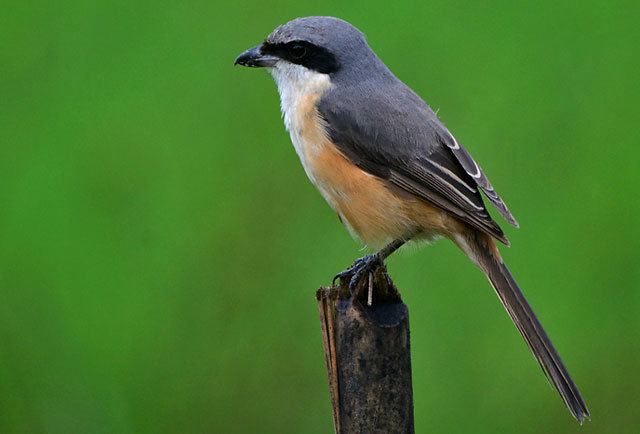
xmin=458 ymin=230 xmax=589 ymax=423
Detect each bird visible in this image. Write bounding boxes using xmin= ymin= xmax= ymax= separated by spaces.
xmin=234 ymin=16 xmax=589 ymax=422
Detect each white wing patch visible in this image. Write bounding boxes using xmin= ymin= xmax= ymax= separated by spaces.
xmin=443 ymin=131 xmax=519 ymax=227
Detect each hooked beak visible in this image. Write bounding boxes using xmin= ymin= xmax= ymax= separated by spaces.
xmin=234 ymin=45 xmax=278 ymax=68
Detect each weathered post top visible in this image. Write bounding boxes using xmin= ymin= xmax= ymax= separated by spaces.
xmin=317 ymin=266 xmax=414 ymax=434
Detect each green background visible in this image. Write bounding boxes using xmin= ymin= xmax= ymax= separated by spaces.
xmin=2 ymin=1 xmax=639 ymax=433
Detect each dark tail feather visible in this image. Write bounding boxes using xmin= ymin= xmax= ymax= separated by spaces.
xmin=468 ymin=232 xmax=589 ymax=423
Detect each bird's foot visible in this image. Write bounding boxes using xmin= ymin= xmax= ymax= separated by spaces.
xmin=333 ymin=254 xmax=383 ymax=299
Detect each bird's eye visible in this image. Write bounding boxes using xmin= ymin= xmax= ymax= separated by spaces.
xmin=289 ymin=44 xmax=307 ymax=59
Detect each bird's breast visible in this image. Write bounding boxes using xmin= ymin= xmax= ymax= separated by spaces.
xmin=271 ymin=65 xmax=451 ymax=247
xmin=276 ymin=84 xmax=421 ymax=247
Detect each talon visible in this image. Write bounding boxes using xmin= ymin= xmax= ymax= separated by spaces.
xmin=333 ymin=265 xmax=356 ymax=285
xmin=332 ymin=270 xmax=348 ymax=285
xmin=333 ymin=254 xmax=383 ymax=300
xmin=332 ymin=256 xmax=364 ymax=285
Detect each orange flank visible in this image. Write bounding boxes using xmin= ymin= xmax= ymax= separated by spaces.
xmin=295 ymin=93 xmax=463 ymax=248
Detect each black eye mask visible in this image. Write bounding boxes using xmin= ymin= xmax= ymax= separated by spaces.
xmin=261 ymin=40 xmax=339 ymax=74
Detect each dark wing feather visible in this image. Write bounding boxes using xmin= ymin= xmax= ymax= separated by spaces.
xmin=437 ymin=131 xmax=519 ymax=227
xmin=387 ymin=169 xmax=509 ymax=244
xmin=317 ymin=82 xmax=516 ymax=244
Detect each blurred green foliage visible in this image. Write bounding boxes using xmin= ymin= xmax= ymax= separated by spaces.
xmin=1 ymin=1 xmax=639 ymax=433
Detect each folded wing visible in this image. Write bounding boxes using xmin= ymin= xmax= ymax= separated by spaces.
xmin=317 ymin=82 xmax=517 ymax=244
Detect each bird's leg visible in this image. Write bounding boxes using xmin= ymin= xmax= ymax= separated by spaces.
xmin=333 ymin=238 xmax=407 ymax=297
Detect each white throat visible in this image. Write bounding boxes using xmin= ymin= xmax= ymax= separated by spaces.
xmin=268 ymin=61 xmax=331 ymax=134
xmin=268 ymin=61 xmax=332 ymax=182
